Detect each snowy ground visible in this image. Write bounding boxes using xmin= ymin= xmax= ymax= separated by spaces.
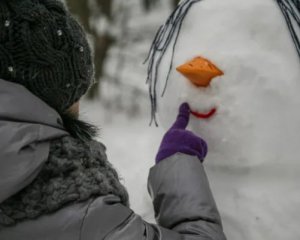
xmin=81 ymin=1 xmax=300 ymax=239
xmin=137 ymin=1 xmax=300 ymax=239
xmin=81 ymin=100 xmax=163 ymax=222
xmin=80 ymin=0 xmax=172 ymax=222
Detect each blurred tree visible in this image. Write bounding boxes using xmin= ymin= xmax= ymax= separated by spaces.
xmin=65 ymin=0 xmax=177 ymax=100
xmin=142 ymin=0 xmax=180 ymax=10
xmin=172 ymin=0 xmax=180 ymax=7
xmin=65 ymin=0 xmax=115 ymax=99
xmin=142 ymin=0 xmax=159 ymax=10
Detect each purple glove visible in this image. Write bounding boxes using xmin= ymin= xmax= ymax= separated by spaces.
xmin=156 ymin=103 xmax=208 ymax=164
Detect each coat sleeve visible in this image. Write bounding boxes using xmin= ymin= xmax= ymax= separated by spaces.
xmin=81 ymin=153 xmax=226 ymax=240
xmin=146 ymin=153 xmax=226 ymax=239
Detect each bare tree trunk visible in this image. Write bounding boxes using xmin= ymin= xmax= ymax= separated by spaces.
xmin=172 ymin=0 xmax=180 ymax=8
xmin=65 ymin=0 xmax=91 ymax=32
xmin=89 ymin=34 xmax=115 ymax=99
xmin=142 ymin=0 xmax=159 ymax=11
xmin=95 ymin=0 xmax=113 ymax=19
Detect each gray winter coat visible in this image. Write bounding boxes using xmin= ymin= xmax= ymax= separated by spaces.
xmin=0 ymin=79 xmax=226 ymax=240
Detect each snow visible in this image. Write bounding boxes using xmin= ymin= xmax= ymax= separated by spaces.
xmin=153 ymin=0 xmax=300 ymax=239
xmin=81 ymin=100 xmax=163 ymax=221
xmin=79 ymin=2 xmax=171 ymax=223
xmin=80 ymin=0 xmax=300 ymax=239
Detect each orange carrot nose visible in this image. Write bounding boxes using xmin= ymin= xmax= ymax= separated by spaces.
xmin=176 ymin=56 xmax=224 ymax=87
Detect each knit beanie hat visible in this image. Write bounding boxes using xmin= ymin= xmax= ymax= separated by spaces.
xmin=0 ymin=0 xmax=94 ymax=113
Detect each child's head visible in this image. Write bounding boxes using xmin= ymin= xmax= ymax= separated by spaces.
xmin=0 ymin=0 xmax=94 ymax=114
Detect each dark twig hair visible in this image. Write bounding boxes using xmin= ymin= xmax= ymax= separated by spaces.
xmin=277 ymin=0 xmax=300 ymax=58
xmin=144 ymin=0 xmax=202 ymax=126
xmin=145 ymin=0 xmax=300 ymax=126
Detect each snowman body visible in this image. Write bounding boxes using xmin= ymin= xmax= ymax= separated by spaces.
xmin=148 ymin=0 xmax=300 ymax=239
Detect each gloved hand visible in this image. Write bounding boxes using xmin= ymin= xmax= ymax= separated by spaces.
xmin=156 ymin=103 xmax=208 ymax=164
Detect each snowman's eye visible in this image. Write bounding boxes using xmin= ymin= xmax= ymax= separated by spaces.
xmin=176 ymin=56 xmax=224 ymax=87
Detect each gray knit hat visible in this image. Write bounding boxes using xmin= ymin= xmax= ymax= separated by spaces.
xmin=0 ymin=0 xmax=94 ymax=113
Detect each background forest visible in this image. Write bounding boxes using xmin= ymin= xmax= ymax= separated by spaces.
xmin=65 ymin=0 xmax=179 ymax=116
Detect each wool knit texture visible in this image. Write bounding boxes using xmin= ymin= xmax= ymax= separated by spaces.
xmin=0 ymin=0 xmax=94 ymax=112
xmin=0 ymin=136 xmax=129 ymax=226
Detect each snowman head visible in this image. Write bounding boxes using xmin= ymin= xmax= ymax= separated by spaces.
xmin=146 ymin=0 xmax=300 ymax=165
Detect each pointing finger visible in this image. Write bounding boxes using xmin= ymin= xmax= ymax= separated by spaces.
xmin=171 ymin=103 xmax=191 ymax=130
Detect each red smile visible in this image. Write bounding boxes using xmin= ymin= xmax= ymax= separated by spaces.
xmin=190 ymin=108 xmax=217 ymax=119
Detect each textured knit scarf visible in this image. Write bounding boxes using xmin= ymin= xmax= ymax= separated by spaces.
xmin=0 ymin=136 xmax=129 ymax=226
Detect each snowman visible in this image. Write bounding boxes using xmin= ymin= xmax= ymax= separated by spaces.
xmin=146 ymin=0 xmax=300 ymax=239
